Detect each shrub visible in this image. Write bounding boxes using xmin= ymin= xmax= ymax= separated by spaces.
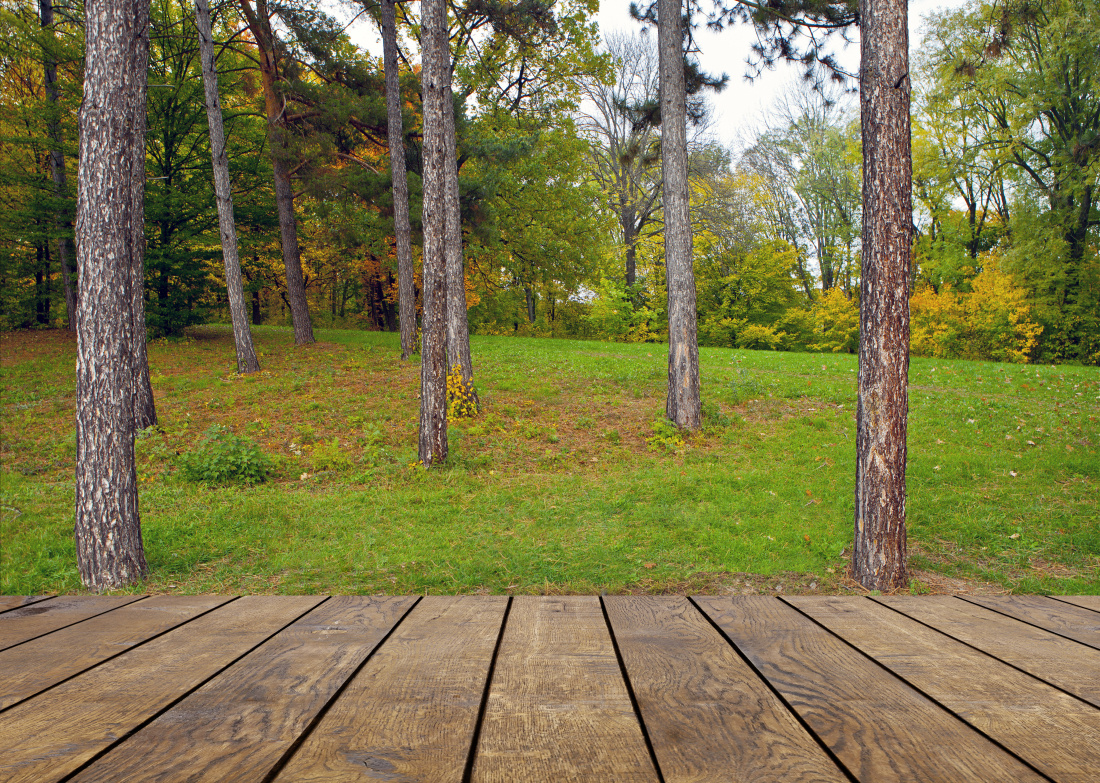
xmin=178 ymin=426 xmax=272 ymax=486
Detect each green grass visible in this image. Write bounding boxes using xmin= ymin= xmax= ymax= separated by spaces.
xmin=1 ymin=326 xmax=1097 ymax=595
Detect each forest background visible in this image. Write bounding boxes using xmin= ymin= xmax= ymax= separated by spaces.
xmin=2 ymin=0 xmax=1098 ymax=366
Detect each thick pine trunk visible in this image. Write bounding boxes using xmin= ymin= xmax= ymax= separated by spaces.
xmin=417 ymin=0 xmax=448 ymax=466
xmin=440 ymin=35 xmax=477 ymax=404
xmin=40 ymin=0 xmax=77 ymax=331
xmin=75 ymin=0 xmax=150 ymax=590
xmin=195 ymin=0 xmax=260 ymax=374
xmin=658 ymin=0 xmax=701 ymax=430
xmin=853 ymin=0 xmax=912 ymax=590
xmin=239 ymin=0 xmax=314 ymax=346
xmin=381 ymin=0 xmax=416 ymax=361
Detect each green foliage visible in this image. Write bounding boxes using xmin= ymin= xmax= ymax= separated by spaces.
xmin=645 ymin=417 xmax=686 ymax=452
xmin=178 ymin=426 xmax=272 ymax=486
xmin=311 ymin=437 xmax=353 ymax=473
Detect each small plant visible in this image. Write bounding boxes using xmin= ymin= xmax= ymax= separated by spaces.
xmin=646 ymin=418 xmax=686 ymax=452
xmin=296 ymin=424 xmax=317 ymax=445
xmin=602 ymin=428 xmax=621 ymax=445
xmin=447 ymin=364 xmax=479 ymax=421
xmin=178 ymin=426 xmax=272 ymax=486
xmin=311 ymin=437 xmax=353 ymax=473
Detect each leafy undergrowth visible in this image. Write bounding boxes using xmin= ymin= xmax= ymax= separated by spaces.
xmin=1 ymin=326 xmax=1097 ymax=596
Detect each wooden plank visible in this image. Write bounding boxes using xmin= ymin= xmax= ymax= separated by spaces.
xmin=0 ymin=595 xmax=322 ymax=783
xmin=472 ymin=596 xmax=659 ymax=783
xmin=695 ymin=596 xmax=1045 ymax=783
xmin=604 ymin=596 xmax=848 ymax=783
xmin=0 ymin=596 xmax=53 ymax=614
xmin=792 ymin=595 xmax=1100 ymax=782
xmin=965 ymin=595 xmax=1100 ymax=649
xmin=0 ymin=594 xmax=231 ymax=711
xmin=272 ymin=595 xmax=506 ymax=783
xmin=1056 ymin=595 xmax=1100 ymax=613
xmin=878 ymin=595 xmax=1100 ymax=708
xmin=69 ymin=596 xmax=415 ymax=783
xmin=0 ymin=594 xmax=143 ymax=651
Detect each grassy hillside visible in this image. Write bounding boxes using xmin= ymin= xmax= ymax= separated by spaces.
xmin=2 ymin=326 xmax=1097 ymax=595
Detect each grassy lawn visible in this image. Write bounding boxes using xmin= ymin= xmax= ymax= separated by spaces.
xmin=1 ymin=326 xmax=1097 ymax=595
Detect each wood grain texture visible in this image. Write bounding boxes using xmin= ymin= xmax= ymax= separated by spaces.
xmin=0 ymin=596 xmax=53 ymax=614
xmin=0 ymin=594 xmax=230 ymax=711
xmin=472 ymin=596 xmax=659 ymax=783
xmin=1055 ymin=595 xmax=1100 ymax=613
xmin=0 ymin=595 xmax=322 ymax=783
xmin=69 ymin=596 xmax=415 ymax=783
xmin=792 ymin=595 xmax=1100 ymax=782
xmin=604 ymin=596 xmax=846 ymax=783
xmin=0 ymin=594 xmax=143 ymax=651
xmin=695 ymin=596 xmax=1045 ymax=783
xmin=877 ymin=595 xmax=1100 ymax=708
xmin=272 ymin=595 xmax=506 ymax=783
xmin=965 ymin=595 xmax=1100 ymax=649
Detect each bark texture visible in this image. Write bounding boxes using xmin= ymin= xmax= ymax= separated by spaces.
xmin=239 ymin=0 xmax=315 ymax=346
xmin=441 ymin=40 xmax=477 ymax=405
xmin=659 ymin=0 xmax=701 ymax=430
xmin=417 ymin=0 xmax=448 ymax=466
xmin=40 ymin=0 xmax=77 ymax=331
xmin=381 ymin=0 xmax=416 ymax=361
xmin=75 ymin=0 xmax=150 ymax=590
xmin=195 ymin=0 xmax=260 ymax=374
xmin=854 ymin=0 xmax=912 ymax=590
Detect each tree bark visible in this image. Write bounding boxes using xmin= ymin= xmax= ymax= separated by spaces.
xmin=195 ymin=0 xmax=260 ymax=374
xmin=659 ymin=0 xmax=701 ymax=430
xmin=417 ymin=0 xmax=448 ymax=466
xmin=129 ymin=5 xmax=156 ymax=431
xmin=238 ymin=0 xmax=314 ymax=346
xmin=40 ymin=0 xmax=77 ymax=331
xmin=381 ymin=0 xmax=416 ymax=361
xmin=853 ymin=0 xmax=912 ymax=591
xmin=75 ymin=0 xmax=150 ymax=590
xmin=440 ymin=29 xmax=477 ymax=404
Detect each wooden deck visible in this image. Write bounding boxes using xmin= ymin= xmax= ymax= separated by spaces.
xmin=1 ymin=594 xmax=1098 ymax=782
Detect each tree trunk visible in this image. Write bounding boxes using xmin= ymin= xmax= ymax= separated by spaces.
xmin=441 ymin=37 xmax=477 ymax=405
xmin=40 ymin=0 xmax=77 ymax=331
xmin=417 ymin=0 xmax=448 ymax=466
xmin=195 ymin=0 xmax=260 ymax=374
xmin=239 ymin=0 xmax=314 ymax=346
xmin=853 ymin=0 xmax=912 ymax=591
xmin=75 ymin=0 xmax=150 ymax=590
xmin=381 ymin=0 xmax=416 ymax=361
xmin=659 ymin=0 xmax=701 ymax=430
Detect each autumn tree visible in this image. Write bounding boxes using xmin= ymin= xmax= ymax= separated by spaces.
xmin=237 ymin=0 xmax=315 ymax=345
xmin=74 ymin=0 xmax=152 ymax=589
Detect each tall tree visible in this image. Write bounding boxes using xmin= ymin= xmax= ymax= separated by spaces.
xmin=195 ymin=0 xmax=259 ymax=373
xmin=441 ymin=31 xmax=476 ymax=404
xmin=658 ymin=0 xmax=701 ymax=429
xmin=852 ymin=0 xmax=911 ymax=590
xmin=75 ymin=0 xmax=151 ymax=589
xmin=379 ymin=0 xmax=417 ymax=360
xmin=238 ymin=0 xmax=315 ymax=345
xmin=580 ymin=31 xmax=663 ymax=291
xmin=418 ymin=0 xmax=448 ymax=466
xmin=40 ymin=0 xmax=77 ymax=331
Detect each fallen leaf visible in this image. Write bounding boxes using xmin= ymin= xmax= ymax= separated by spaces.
xmin=1009 ymin=533 xmax=1021 ymax=540
xmin=643 ymin=562 xmax=656 ymax=569
xmin=1009 ymin=470 xmax=1018 ymax=477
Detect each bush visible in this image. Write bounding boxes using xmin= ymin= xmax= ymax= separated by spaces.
xmin=178 ymin=426 xmax=272 ymax=486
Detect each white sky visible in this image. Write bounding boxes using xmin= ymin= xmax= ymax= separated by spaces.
xmin=597 ymin=0 xmax=971 ymax=149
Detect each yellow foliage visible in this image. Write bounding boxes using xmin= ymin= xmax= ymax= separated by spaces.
xmin=810 ymin=287 xmax=859 ymax=353
xmin=910 ymin=251 xmax=1042 ymax=363
xmin=446 ymin=365 xmax=478 ymax=421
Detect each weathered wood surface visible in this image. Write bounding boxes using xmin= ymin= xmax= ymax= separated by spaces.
xmin=0 ymin=596 xmax=52 ymax=613
xmin=0 ymin=595 xmax=1097 ymax=782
